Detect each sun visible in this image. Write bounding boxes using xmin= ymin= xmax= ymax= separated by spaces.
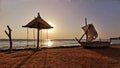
xmin=48 ymin=21 xmax=55 ymax=33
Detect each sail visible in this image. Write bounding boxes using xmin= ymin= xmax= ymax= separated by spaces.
xmin=82 ymin=24 xmax=98 ymax=41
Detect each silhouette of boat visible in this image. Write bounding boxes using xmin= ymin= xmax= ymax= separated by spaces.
xmin=75 ymin=18 xmax=110 ymax=48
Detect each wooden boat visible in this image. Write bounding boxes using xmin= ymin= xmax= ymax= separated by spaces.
xmin=80 ymin=41 xmax=110 ymax=48
xmin=75 ymin=18 xmax=110 ymax=48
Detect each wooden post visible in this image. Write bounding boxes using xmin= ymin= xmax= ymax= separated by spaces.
xmin=37 ymin=28 xmax=40 ymax=50
xmin=5 ymin=25 xmax=12 ymax=52
xmin=85 ymin=18 xmax=88 ymax=42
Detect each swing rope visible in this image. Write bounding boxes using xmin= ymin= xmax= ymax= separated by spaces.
xmin=41 ymin=30 xmax=42 ymax=46
xmin=46 ymin=30 xmax=48 ymax=46
xmin=27 ymin=28 xmax=29 ymax=47
xmin=33 ymin=29 xmax=35 ymax=47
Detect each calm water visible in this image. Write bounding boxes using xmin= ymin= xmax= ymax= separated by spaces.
xmin=0 ymin=39 xmax=120 ymax=50
xmin=0 ymin=39 xmax=79 ymax=49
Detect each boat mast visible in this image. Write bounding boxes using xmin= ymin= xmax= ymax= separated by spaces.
xmin=85 ymin=18 xmax=88 ymax=42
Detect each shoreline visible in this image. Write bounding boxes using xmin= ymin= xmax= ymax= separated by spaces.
xmin=0 ymin=44 xmax=119 ymax=52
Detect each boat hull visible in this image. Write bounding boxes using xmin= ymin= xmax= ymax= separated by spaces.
xmin=80 ymin=41 xmax=110 ymax=48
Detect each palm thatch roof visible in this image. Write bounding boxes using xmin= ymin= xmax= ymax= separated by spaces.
xmin=22 ymin=13 xmax=53 ymax=29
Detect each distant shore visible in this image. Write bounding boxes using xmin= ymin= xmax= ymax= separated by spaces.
xmin=0 ymin=44 xmax=120 ymax=68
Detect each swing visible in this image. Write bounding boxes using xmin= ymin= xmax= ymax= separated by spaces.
xmin=46 ymin=30 xmax=49 ymax=46
xmin=26 ymin=28 xmax=49 ymax=47
xmin=40 ymin=29 xmax=49 ymax=46
xmin=26 ymin=28 xmax=36 ymax=47
xmin=44 ymin=30 xmax=49 ymax=46
xmin=33 ymin=28 xmax=35 ymax=47
xmin=40 ymin=30 xmax=43 ymax=46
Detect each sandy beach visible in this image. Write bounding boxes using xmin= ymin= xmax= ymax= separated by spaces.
xmin=0 ymin=45 xmax=120 ymax=68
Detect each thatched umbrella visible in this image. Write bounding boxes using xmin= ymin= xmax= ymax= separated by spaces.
xmin=22 ymin=12 xmax=53 ymax=50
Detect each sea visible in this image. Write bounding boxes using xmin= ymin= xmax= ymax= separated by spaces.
xmin=0 ymin=39 xmax=120 ymax=50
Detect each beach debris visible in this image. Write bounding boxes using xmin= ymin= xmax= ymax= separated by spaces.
xmin=5 ymin=25 xmax=13 ymax=52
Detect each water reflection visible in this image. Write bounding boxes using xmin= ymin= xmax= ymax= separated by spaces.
xmin=47 ymin=40 xmax=53 ymax=47
xmin=42 ymin=39 xmax=53 ymax=47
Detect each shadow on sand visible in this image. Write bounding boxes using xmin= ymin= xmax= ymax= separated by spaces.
xmin=89 ymin=46 xmax=120 ymax=60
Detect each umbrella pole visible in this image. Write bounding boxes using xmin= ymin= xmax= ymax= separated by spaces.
xmin=37 ymin=28 xmax=40 ymax=50
xmin=85 ymin=18 xmax=88 ymax=42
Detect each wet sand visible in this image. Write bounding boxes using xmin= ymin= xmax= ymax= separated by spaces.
xmin=0 ymin=45 xmax=120 ymax=68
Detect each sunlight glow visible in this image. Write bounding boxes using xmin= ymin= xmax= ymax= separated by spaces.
xmin=48 ymin=21 xmax=55 ymax=33
xmin=47 ymin=40 xmax=53 ymax=47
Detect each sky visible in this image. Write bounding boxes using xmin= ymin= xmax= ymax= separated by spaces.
xmin=0 ymin=0 xmax=120 ymax=39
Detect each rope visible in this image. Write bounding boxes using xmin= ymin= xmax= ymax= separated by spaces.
xmin=27 ymin=28 xmax=29 ymax=47
xmin=33 ymin=29 xmax=35 ymax=47
xmin=47 ymin=30 xmax=48 ymax=46
xmin=41 ymin=30 xmax=42 ymax=46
